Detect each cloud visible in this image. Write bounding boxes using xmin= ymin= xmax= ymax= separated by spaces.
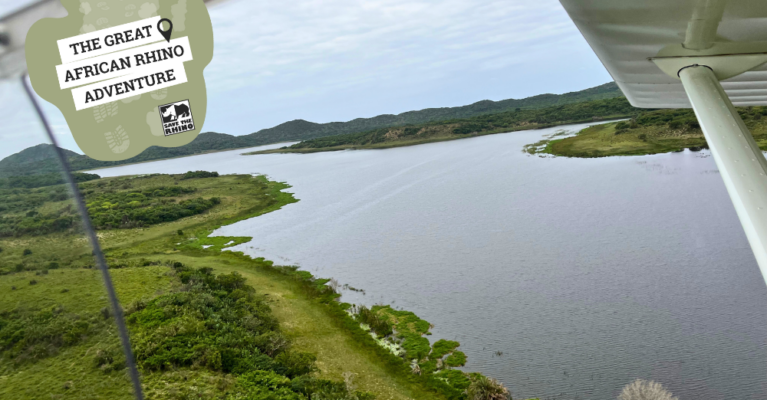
xmin=0 ymin=79 xmax=80 ymax=160
xmin=206 ymin=0 xmax=573 ymax=93
xmin=202 ymin=0 xmax=608 ymax=134
xmin=1 ymin=0 xmax=610 ymax=157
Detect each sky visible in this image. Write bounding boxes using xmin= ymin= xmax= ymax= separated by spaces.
xmin=0 ymin=0 xmax=611 ymax=160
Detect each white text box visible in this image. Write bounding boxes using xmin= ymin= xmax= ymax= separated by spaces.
xmin=57 ymin=16 xmax=164 ymax=64
xmin=72 ymin=62 xmax=188 ymax=110
xmin=56 ymin=37 xmax=193 ymax=89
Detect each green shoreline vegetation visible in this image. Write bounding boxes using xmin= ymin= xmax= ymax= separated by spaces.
xmin=526 ymin=106 xmax=767 ymax=158
xmin=0 ymin=171 xmax=527 ymax=400
xmin=246 ymin=97 xmax=637 ymax=155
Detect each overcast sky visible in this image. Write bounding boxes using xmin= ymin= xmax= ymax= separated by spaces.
xmin=0 ymin=0 xmax=611 ymax=160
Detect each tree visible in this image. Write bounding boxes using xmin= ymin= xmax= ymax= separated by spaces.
xmin=618 ymin=379 xmax=678 ymax=400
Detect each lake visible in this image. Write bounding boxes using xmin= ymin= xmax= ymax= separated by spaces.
xmin=93 ymin=123 xmax=767 ymax=400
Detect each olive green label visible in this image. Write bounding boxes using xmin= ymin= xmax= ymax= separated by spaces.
xmin=25 ymin=0 xmax=214 ymax=161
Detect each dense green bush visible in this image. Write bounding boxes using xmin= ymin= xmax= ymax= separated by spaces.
xmin=126 ymin=262 xmax=373 ymax=399
xmin=0 ymin=306 xmax=91 ymax=364
xmin=430 ymin=339 xmax=460 ymax=359
xmin=129 ymin=265 xmax=283 ymax=372
xmin=445 ymin=351 xmax=467 ymax=367
xmin=466 ymin=375 xmax=510 ymax=400
xmin=181 ymin=171 xmax=220 ymax=180
xmin=89 ymin=196 xmax=220 ymax=229
xmin=0 ymin=182 xmax=221 ymax=236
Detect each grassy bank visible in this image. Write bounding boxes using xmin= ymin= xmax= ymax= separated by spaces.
xmin=0 ymin=173 xmax=522 ymax=400
xmin=525 ymin=106 xmax=767 ymax=158
xmin=246 ymin=97 xmax=638 ymax=155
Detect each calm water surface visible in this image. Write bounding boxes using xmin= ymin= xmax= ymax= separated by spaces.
xmin=94 ymin=123 xmax=767 ymax=400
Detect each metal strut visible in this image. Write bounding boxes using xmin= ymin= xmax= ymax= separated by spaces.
xmin=679 ymin=65 xmax=767 ymax=276
xmin=20 ymin=73 xmax=145 ymax=400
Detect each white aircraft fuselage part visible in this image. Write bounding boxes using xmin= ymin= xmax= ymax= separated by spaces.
xmin=0 ymin=0 xmax=66 ymax=79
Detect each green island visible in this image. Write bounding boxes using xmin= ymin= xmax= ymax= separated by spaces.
xmin=247 ymin=97 xmax=636 ymax=155
xmin=0 ymin=172 xmax=527 ymax=400
xmin=525 ymin=106 xmax=767 ymax=158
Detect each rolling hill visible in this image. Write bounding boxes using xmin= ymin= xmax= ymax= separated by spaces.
xmin=255 ymin=97 xmax=638 ymax=154
xmin=0 ymin=82 xmax=622 ymax=176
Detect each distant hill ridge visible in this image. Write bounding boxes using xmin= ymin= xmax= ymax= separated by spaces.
xmin=0 ymin=82 xmax=621 ymax=177
xmin=248 ymin=82 xmax=621 ymax=142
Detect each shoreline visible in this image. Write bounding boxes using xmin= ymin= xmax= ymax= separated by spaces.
xmin=80 ymin=142 xmax=296 ymax=173
xmin=528 ymin=119 xmax=767 ymax=159
xmin=0 ymin=172 xmax=519 ymax=400
xmin=245 ymin=116 xmax=632 ymax=156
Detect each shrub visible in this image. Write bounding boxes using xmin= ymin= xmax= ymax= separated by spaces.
xmin=29 ymin=280 xmax=37 ymax=285
xmin=181 ymin=171 xmax=219 ymax=180
xmin=434 ymin=369 xmax=471 ymax=391
xmin=638 ymin=134 xmax=647 ymax=141
xmin=445 ymin=351 xmax=467 ymax=367
xmin=92 ymin=344 xmax=125 ymax=372
xmin=48 ymin=262 xmax=60 ymax=270
xmin=177 ymin=229 xmax=184 ymax=236
xmin=290 ymin=375 xmax=376 ymax=400
xmin=0 ymin=307 xmax=91 ymax=363
xmin=22 ymin=249 xmax=32 ymax=256
xmin=226 ymin=370 xmax=303 ymax=400
xmin=275 ymin=351 xmax=317 ymax=378
xmin=14 ymin=264 xmax=23 ymax=272
xmin=356 ymin=306 xmax=393 ymax=337
xmin=618 ymin=379 xmax=678 ymax=400
xmin=430 ymin=339 xmax=460 ymax=360
xmin=129 ymin=265 xmax=283 ymax=372
xmin=466 ymin=375 xmax=511 ymax=400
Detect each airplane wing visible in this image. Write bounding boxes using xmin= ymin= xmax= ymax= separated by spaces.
xmin=560 ymin=0 xmax=767 ymax=108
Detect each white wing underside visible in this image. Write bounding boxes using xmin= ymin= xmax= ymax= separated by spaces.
xmin=560 ymin=0 xmax=767 ymax=108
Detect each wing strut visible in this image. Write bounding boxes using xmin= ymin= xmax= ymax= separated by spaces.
xmin=679 ymin=65 xmax=767 ymax=275
xmin=20 ymin=72 xmax=146 ymax=400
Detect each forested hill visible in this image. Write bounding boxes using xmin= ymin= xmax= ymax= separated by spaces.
xmin=246 ymin=82 xmax=622 ymax=143
xmin=0 ymin=144 xmax=79 ymax=177
xmin=259 ymin=97 xmax=638 ymax=154
xmin=1 ymin=82 xmax=621 ymax=176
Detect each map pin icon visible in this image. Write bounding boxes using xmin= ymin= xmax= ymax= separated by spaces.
xmin=158 ymin=18 xmax=173 ymax=42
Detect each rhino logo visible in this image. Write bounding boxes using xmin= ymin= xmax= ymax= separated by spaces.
xmin=160 ymin=101 xmax=190 ymax=123
xmin=158 ymin=99 xmax=195 ymax=136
